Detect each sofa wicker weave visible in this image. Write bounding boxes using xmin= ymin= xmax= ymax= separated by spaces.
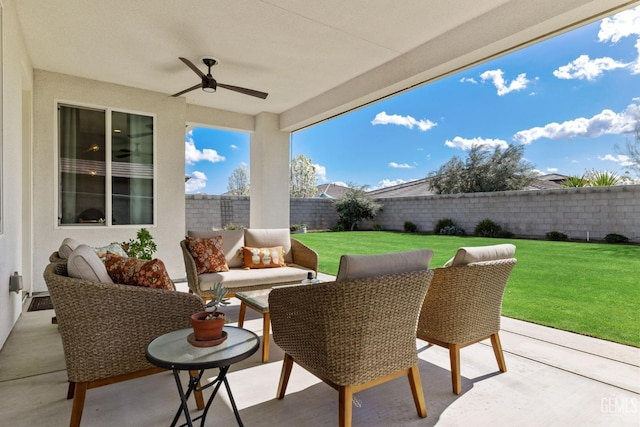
xmin=270 ymin=267 xmax=434 ymax=427
xmin=43 ymin=260 xmax=206 ymax=427
xmin=181 ymin=228 xmax=318 ymax=299
xmin=417 ymin=255 xmax=517 ymax=395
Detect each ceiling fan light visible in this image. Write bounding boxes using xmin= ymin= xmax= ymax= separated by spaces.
xmin=202 ymin=79 xmax=217 ymax=93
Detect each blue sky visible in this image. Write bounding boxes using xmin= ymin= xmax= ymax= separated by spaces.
xmin=186 ymin=6 xmax=640 ymax=194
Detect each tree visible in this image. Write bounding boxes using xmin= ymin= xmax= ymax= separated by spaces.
xmin=616 ymin=121 xmax=640 ymax=175
xmin=333 ymin=186 xmax=382 ymax=231
xmin=428 ymin=145 xmax=536 ymax=194
xmin=227 ymin=165 xmax=250 ymax=195
xmin=290 ymin=154 xmax=317 ymax=197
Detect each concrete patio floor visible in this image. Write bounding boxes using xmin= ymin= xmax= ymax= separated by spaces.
xmin=1 ymin=289 xmax=638 ymax=427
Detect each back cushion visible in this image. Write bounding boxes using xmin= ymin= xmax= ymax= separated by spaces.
xmin=67 ymin=244 xmax=113 ymax=283
xmin=58 ymin=237 xmax=79 ymax=259
xmin=445 ymin=244 xmax=516 ymax=267
xmin=336 ymin=249 xmax=434 ymax=281
xmin=244 ymin=228 xmax=293 ymax=264
xmin=187 ymin=229 xmax=245 ymax=268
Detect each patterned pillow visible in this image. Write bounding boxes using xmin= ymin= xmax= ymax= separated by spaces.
xmin=242 ymin=246 xmax=286 ymax=269
xmin=185 ymin=236 xmax=230 ymax=274
xmin=93 ymin=242 xmax=128 ymax=262
xmin=105 ymin=254 xmax=174 ymax=290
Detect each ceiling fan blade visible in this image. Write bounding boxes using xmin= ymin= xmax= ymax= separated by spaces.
xmin=218 ymin=83 xmax=269 ymax=99
xmin=171 ymin=83 xmax=201 ymax=97
xmin=179 ymin=57 xmax=206 ymax=79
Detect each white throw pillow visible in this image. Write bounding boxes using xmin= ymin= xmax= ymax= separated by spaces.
xmin=67 ymin=244 xmax=113 ymax=283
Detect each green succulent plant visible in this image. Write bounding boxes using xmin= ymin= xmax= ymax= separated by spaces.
xmin=205 ymin=282 xmax=231 ymax=313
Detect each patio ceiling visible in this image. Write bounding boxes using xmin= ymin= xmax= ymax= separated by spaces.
xmin=15 ymin=0 xmax=637 ymax=131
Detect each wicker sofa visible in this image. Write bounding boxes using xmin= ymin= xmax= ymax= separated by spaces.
xmin=180 ymin=228 xmax=318 ymax=298
xmin=43 ymin=255 xmax=205 ymax=427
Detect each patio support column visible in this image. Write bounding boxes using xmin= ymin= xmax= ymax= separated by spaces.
xmin=250 ymin=112 xmax=290 ymax=228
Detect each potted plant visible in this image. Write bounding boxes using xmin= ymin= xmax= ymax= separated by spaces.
xmin=190 ymin=283 xmax=231 ymax=346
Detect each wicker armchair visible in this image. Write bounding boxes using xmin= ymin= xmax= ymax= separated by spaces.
xmin=417 ymin=257 xmax=517 ymax=395
xmin=43 ymin=261 xmax=206 ymax=427
xmin=270 ymin=269 xmax=434 ymax=427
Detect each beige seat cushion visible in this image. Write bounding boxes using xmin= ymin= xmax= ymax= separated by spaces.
xmin=67 ymin=244 xmax=113 ymax=283
xmin=444 ymin=244 xmax=516 ymax=267
xmin=198 ymin=265 xmax=311 ymax=290
xmin=336 ymin=249 xmax=434 ymax=281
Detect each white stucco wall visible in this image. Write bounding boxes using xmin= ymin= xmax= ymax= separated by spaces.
xmin=0 ymin=0 xmax=34 ymax=347
xmin=31 ymin=71 xmax=188 ymax=293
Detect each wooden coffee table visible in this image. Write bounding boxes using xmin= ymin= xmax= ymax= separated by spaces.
xmin=236 ymin=289 xmax=272 ymax=363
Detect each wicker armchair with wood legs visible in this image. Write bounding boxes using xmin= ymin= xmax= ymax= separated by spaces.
xmin=44 ymin=262 xmax=206 ymax=427
xmin=270 ymin=268 xmax=434 ymax=427
xmin=417 ymin=256 xmax=517 ymax=395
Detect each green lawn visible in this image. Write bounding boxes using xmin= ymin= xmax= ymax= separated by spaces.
xmin=293 ymin=231 xmax=640 ymax=347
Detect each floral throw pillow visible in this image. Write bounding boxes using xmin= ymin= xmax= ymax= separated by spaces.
xmin=186 ymin=236 xmax=229 ymax=274
xmin=105 ymin=254 xmax=175 ymax=290
xmin=242 ymin=246 xmax=286 ymax=269
xmin=93 ymin=242 xmax=128 ymax=263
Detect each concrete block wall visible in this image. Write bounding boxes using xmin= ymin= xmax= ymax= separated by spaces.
xmin=365 ymin=185 xmax=640 ymax=241
xmin=186 ymin=185 xmax=640 ymax=242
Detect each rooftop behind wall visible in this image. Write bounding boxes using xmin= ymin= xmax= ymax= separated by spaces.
xmin=186 ymin=185 xmax=640 ymax=242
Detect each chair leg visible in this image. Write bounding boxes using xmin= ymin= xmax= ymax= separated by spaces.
xmin=407 ymin=364 xmax=427 ymax=417
xmin=262 ymin=312 xmax=271 ymax=363
xmin=276 ymin=353 xmax=294 ymax=399
xmin=69 ymin=382 xmax=88 ymax=427
xmin=339 ymin=385 xmax=354 ymax=427
xmin=449 ymin=344 xmax=462 ymax=395
xmin=490 ymin=333 xmax=507 ymax=372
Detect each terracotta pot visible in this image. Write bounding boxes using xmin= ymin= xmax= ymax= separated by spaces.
xmin=190 ymin=311 xmax=225 ymax=341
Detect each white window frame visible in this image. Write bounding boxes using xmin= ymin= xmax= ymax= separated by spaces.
xmin=54 ymin=100 xmax=157 ymax=228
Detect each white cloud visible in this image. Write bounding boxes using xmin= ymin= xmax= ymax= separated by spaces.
xmin=553 ymin=54 xmax=629 ymax=80
xmin=313 ymin=163 xmax=327 ymax=182
xmin=514 ymin=103 xmax=640 ymax=144
xmin=598 ymin=6 xmax=640 ymax=43
xmin=633 ymin=39 xmax=640 ymax=74
xmin=185 ymin=135 xmax=225 ymax=165
xmin=479 ymin=69 xmax=529 ymax=96
xmin=547 ymin=167 xmax=559 ymax=172
xmin=371 ymin=112 xmax=437 ymax=131
xmin=532 ymin=169 xmax=546 ymax=176
xmin=388 ymin=162 xmax=415 ymax=169
xmin=185 ymin=171 xmax=207 ymax=193
xmin=444 ymin=136 xmax=508 ymax=150
xmin=332 ymin=181 xmax=349 ymax=188
xmin=230 ymin=144 xmax=239 ymax=150
xmin=460 ymin=77 xmax=478 ymax=84
xmin=599 ymin=153 xmax=635 ymax=167
xmin=370 ymin=178 xmax=410 ymax=190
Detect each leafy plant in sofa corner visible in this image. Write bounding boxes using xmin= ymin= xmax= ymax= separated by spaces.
xmin=122 ymin=228 xmax=157 ymax=260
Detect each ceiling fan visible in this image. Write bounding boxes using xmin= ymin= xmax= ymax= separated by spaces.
xmin=116 ymin=142 xmax=152 ymax=159
xmin=171 ymin=57 xmax=268 ymax=99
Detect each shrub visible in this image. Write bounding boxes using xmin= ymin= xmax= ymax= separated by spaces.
xmin=434 ymin=218 xmax=457 ymax=234
xmin=546 ymin=231 xmax=568 ymax=241
xmin=440 ymin=225 xmax=466 ymax=236
xmin=373 ymin=224 xmax=383 ymax=231
xmin=404 ymin=221 xmax=418 ymax=233
xmin=474 ymin=218 xmax=503 ymax=238
xmin=604 ymin=233 xmax=629 ymax=244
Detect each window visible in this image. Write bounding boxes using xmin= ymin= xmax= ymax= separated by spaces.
xmin=58 ymin=104 xmax=154 ymax=226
